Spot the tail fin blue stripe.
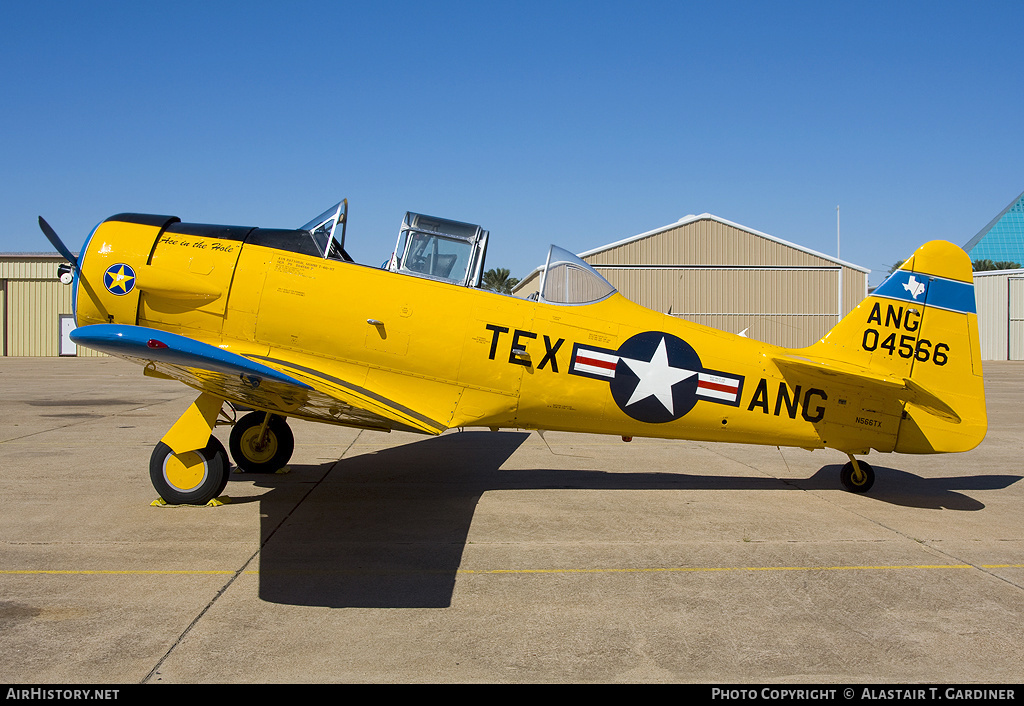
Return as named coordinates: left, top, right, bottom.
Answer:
left=873, top=270, right=976, bottom=315
left=925, top=276, right=977, bottom=314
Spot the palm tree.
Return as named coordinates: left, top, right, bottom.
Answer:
left=972, top=259, right=1020, bottom=271
left=481, top=267, right=520, bottom=294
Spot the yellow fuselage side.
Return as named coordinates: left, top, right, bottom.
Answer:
left=75, top=221, right=912, bottom=455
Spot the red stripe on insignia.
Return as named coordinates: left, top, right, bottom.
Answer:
left=575, top=355, right=617, bottom=370
left=698, top=380, right=737, bottom=393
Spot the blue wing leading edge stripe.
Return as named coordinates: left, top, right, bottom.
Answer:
left=69, top=324, right=312, bottom=389
left=873, top=270, right=976, bottom=315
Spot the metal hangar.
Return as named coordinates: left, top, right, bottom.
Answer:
left=514, top=213, right=869, bottom=348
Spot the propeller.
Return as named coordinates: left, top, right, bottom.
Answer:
left=38, top=216, right=79, bottom=270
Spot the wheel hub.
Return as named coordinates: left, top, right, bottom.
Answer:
left=241, top=427, right=278, bottom=463
left=162, top=450, right=208, bottom=491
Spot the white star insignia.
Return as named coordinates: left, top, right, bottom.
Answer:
left=618, top=337, right=697, bottom=415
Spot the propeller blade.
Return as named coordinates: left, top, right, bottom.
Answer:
left=38, top=216, right=79, bottom=269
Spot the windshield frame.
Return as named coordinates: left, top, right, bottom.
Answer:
left=300, top=200, right=348, bottom=260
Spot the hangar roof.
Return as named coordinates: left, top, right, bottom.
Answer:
left=578, top=213, right=869, bottom=271
left=514, top=213, right=869, bottom=293
left=0, top=252, right=70, bottom=259
left=973, top=267, right=1024, bottom=277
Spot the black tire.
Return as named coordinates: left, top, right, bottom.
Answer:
left=228, top=412, right=294, bottom=473
left=209, top=436, right=231, bottom=496
left=150, top=438, right=229, bottom=505
left=840, top=460, right=875, bottom=493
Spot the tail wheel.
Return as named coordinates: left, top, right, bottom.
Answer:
left=229, top=412, right=294, bottom=473
left=150, top=438, right=229, bottom=505
left=840, top=460, right=875, bottom=493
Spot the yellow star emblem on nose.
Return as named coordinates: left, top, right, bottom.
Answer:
left=105, top=265, right=135, bottom=294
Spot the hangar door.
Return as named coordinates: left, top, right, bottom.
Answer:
left=1010, top=277, right=1024, bottom=361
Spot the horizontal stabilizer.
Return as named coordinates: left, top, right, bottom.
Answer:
left=902, top=378, right=961, bottom=424
left=773, top=354, right=904, bottom=389
left=772, top=354, right=960, bottom=423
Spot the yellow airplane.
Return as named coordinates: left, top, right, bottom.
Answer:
left=40, top=200, right=986, bottom=505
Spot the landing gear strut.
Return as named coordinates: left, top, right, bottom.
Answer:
left=840, top=455, right=875, bottom=493
left=149, top=392, right=230, bottom=505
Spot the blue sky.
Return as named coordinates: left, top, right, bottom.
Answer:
left=2, top=1, right=1021, bottom=286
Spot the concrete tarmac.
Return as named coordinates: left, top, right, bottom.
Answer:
left=1, top=357, right=1022, bottom=684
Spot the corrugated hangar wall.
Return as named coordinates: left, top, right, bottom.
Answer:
left=515, top=215, right=869, bottom=349
left=0, top=255, right=102, bottom=357
left=973, top=269, right=1024, bottom=361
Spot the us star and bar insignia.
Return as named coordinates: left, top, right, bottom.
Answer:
left=570, top=331, right=744, bottom=424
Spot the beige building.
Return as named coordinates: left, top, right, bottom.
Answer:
left=515, top=214, right=869, bottom=348
left=0, top=253, right=101, bottom=357
left=973, top=268, right=1024, bottom=361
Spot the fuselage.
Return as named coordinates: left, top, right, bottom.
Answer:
left=73, top=213, right=971, bottom=456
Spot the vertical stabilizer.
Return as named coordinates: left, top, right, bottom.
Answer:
left=808, top=240, right=986, bottom=453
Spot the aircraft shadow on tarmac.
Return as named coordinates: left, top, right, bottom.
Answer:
left=248, top=431, right=1022, bottom=609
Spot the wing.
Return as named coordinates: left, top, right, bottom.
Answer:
left=70, top=324, right=449, bottom=435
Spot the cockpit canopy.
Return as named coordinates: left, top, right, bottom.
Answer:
left=387, top=212, right=489, bottom=288
left=296, top=200, right=489, bottom=287
left=294, top=200, right=614, bottom=303
left=538, top=245, right=617, bottom=305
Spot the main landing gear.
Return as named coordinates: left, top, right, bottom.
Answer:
left=228, top=411, right=295, bottom=474
left=149, top=396, right=295, bottom=505
left=840, top=454, right=875, bottom=493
